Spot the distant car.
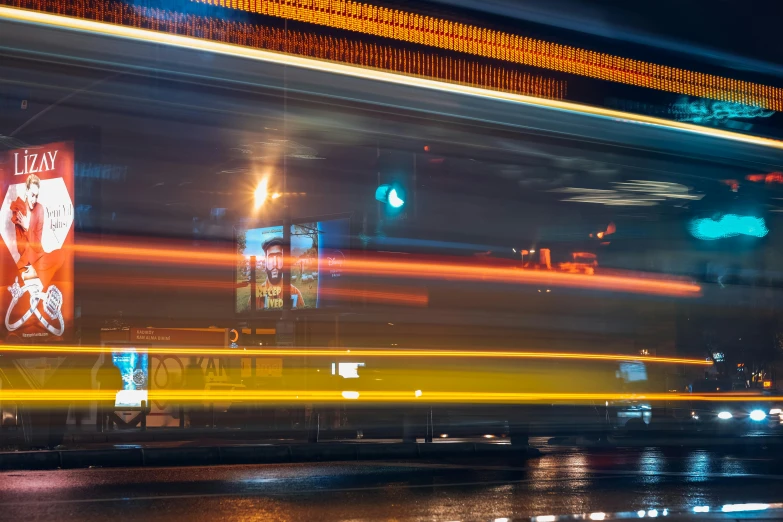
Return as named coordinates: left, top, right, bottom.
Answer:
left=685, top=385, right=782, bottom=435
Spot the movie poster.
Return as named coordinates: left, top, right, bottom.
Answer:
left=0, top=142, right=74, bottom=343
left=235, top=218, right=349, bottom=313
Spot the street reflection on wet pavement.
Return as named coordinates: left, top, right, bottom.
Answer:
left=2, top=441, right=783, bottom=521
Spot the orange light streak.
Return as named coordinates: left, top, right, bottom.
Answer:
left=71, top=240, right=699, bottom=298
left=0, top=344, right=712, bottom=365
left=318, top=286, right=429, bottom=306
left=2, top=0, right=565, bottom=99
left=193, top=0, right=783, bottom=111
left=84, top=275, right=429, bottom=305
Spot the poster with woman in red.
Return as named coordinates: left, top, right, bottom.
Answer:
left=0, top=141, right=74, bottom=343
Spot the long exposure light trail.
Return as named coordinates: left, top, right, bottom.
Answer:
left=2, top=6, right=783, bottom=151
left=0, top=389, right=773, bottom=403
left=71, top=240, right=700, bottom=297
left=195, top=0, right=783, bottom=111
left=0, top=344, right=712, bottom=365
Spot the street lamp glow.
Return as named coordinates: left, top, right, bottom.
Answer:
left=254, top=179, right=269, bottom=208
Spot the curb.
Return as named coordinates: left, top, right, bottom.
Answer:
left=0, top=443, right=539, bottom=471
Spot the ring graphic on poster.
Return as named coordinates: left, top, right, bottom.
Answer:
left=5, top=276, right=64, bottom=336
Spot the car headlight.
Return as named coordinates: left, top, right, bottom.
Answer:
left=750, top=410, right=767, bottom=422
left=717, top=411, right=733, bottom=420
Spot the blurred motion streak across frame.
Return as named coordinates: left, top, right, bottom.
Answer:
left=1, top=390, right=776, bottom=404
left=192, top=0, right=783, bottom=110
left=82, top=275, right=430, bottom=307
left=0, top=0, right=565, bottom=100
left=0, top=344, right=712, bottom=364
left=1, top=5, right=782, bottom=150
left=68, top=239, right=701, bottom=298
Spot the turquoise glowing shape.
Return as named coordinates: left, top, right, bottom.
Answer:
left=388, top=188, right=405, bottom=208
left=689, top=214, right=768, bottom=240
left=375, top=184, right=405, bottom=209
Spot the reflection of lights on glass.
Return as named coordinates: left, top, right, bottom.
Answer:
left=750, top=409, right=767, bottom=421
left=717, top=411, right=733, bottom=420
left=440, top=433, right=448, bottom=438
left=637, top=510, right=646, bottom=518
left=271, top=192, right=281, bottom=199
left=693, top=506, right=710, bottom=513
left=647, top=509, right=658, bottom=518
left=770, top=408, right=782, bottom=415
left=534, top=517, right=555, bottom=522
left=589, top=513, right=606, bottom=521
left=341, top=391, right=360, bottom=399
left=414, top=389, right=422, bottom=397
left=483, top=434, right=495, bottom=439
left=721, top=504, right=769, bottom=513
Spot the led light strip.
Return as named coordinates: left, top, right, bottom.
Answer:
left=194, top=0, right=783, bottom=112
left=2, top=6, right=783, bottom=150
left=0, top=344, right=712, bottom=364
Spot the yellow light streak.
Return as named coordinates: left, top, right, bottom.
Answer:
left=0, top=389, right=774, bottom=403
left=0, top=344, right=712, bottom=365
left=2, top=6, right=783, bottom=150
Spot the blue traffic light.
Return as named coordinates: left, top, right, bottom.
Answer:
left=388, top=188, right=405, bottom=208
left=376, top=184, right=405, bottom=208
left=688, top=214, right=768, bottom=240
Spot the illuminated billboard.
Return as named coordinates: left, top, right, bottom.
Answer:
left=111, top=349, right=149, bottom=408
left=0, top=142, right=74, bottom=342
left=235, top=217, right=350, bottom=313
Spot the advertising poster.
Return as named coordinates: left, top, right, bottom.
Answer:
left=0, top=141, right=74, bottom=342
left=315, top=217, right=350, bottom=308
left=111, top=349, right=149, bottom=408
left=235, top=217, right=349, bottom=313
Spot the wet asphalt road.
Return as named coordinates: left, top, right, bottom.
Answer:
left=2, top=441, right=783, bottom=521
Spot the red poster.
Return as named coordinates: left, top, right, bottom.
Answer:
left=0, top=142, right=74, bottom=343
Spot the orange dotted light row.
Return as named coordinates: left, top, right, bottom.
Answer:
left=3, top=0, right=564, bottom=99
left=194, top=0, right=783, bottom=111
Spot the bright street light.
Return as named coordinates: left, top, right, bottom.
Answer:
left=254, top=179, right=269, bottom=208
